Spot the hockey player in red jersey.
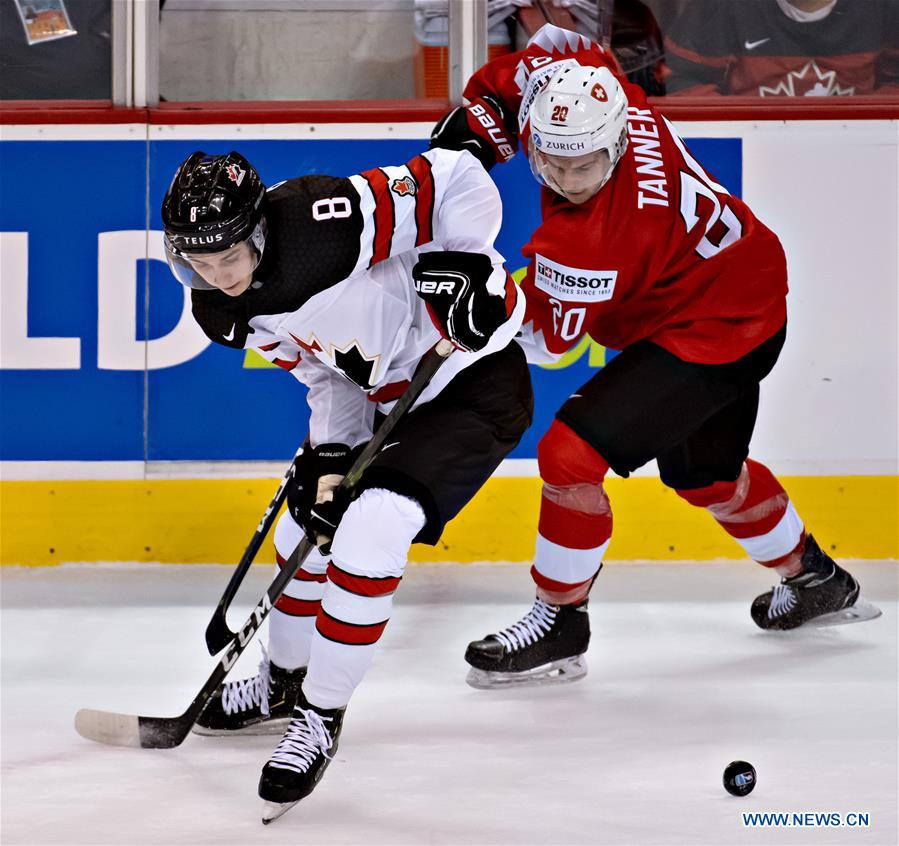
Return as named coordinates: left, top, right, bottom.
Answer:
left=161, top=149, right=532, bottom=818
left=428, top=23, right=879, bottom=689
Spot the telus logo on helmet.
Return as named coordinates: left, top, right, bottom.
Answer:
left=184, top=233, right=225, bottom=246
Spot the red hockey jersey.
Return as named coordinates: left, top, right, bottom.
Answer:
left=464, top=24, right=788, bottom=364
left=664, top=0, right=899, bottom=97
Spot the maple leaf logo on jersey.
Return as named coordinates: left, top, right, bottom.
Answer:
left=390, top=176, right=417, bottom=197
left=332, top=341, right=380, bottom=391
left=759, top=61, right=855, bottom=97
left=225, top=164, right=246, bottom=186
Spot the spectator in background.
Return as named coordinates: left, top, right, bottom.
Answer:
left=664, top=0, right=899, bottom=97
left=0, top=0, right=111, bottom=100
left=513, top=0, right=668, bottom=95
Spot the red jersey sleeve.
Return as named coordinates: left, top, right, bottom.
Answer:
left=463, top=24, right=621, bottom=150
left=518, top=100, right=788, bottom=365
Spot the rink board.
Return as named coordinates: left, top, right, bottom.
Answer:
left=0, top=130, right=737, bottom=462
left=1, top=474, right=896, bottom=565
left=1, top=119, right=896, bottom=563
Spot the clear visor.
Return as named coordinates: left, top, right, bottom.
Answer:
left=164, top=222, right=265, bottom=291
left=528, top=137, right=612, bottom=203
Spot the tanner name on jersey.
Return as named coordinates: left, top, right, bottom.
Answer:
left=627, top=107, right=670, bottom=210
left=534, top=254, right=617, bottom=302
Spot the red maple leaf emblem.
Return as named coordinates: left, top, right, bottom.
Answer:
left=289, top=332, right=322, bottom=355
left=391, top=176, right=417, bottom=197
left=225, top=164, right=245, bottom=185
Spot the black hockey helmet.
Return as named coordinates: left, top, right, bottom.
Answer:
left=161, top=151, right=267, bottom=289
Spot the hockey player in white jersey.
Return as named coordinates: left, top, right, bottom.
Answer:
left=161, top=150, right=532, bottom=822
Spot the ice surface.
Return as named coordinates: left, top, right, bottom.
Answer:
left=2, top=560, right=896, bottom=846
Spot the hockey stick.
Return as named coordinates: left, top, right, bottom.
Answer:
left=203, top=446, right=302, bottom=655
left=74, top=339, right=454, bottom=750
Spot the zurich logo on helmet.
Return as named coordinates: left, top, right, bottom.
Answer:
left=532, top=131, right=543, bottom=149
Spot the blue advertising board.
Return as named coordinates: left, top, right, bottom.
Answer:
left=0, top=133, right=741, bottom=461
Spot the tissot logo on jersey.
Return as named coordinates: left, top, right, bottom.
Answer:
left=534, top=254, right=617, bottom=302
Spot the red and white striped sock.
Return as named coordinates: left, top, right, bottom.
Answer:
left=676, top=459, right=806, bottom=577
left=532, top=420, right=612, bottom=605
left=267, top=513, right=328, bottom=670
left=302, top=488, right=425, bottom=710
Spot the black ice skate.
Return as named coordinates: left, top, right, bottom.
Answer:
left=465, top=597, right=590, bottom=689
left=259, top=691, right=346, bottom=824
left=751, top=535, right=880, bottom=630
left=193, top=648, right=306, bottom=736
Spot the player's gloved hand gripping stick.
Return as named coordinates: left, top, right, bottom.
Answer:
left=74, top=340, right=454, bottom=750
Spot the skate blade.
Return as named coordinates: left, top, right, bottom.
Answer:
left=809, top=597, right=882, bottom=628
left=466, top=655, right=587, bottom=690
left=261, top=800, right=298, bottom=825
left=191, top=717, right=291, bottom=738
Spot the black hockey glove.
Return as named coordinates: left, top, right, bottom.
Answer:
left=412, top=251, right=511, bottom=353
left=429, top=95, right=517, bottom=171
left=287, top=442, right=361, bottom=554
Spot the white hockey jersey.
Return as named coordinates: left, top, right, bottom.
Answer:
left=190, top=148, right=524, bottom=448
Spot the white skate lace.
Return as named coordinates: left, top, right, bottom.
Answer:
left=768, top=584, right=798, bottom=619
left=494, top=598, right=558, bottom=653
left=269, top=708, right=335, bottom=775
left=221, top=646, right=272, bottom=717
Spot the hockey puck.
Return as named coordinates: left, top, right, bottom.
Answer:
left=723, top=761, right=756, bottom=796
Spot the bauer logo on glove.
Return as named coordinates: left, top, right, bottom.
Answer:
left=412, top=251, right=511, bottom=354
left=428, top=95, right=518, bottom=171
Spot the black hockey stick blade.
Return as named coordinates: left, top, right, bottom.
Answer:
left=73, top=541, right=312, bottom=750
left=74, top=342, right=454, bottom=750
left=203, top=446, right=301, bottom=655
left=204, top=612, right=237, bottom=658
